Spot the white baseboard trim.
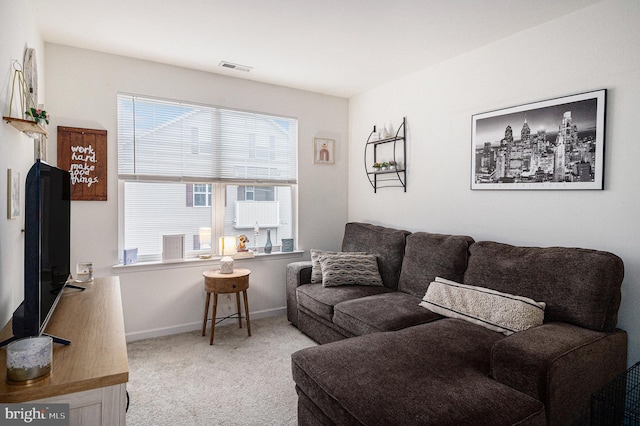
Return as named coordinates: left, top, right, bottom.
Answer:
left=125, top=307, right=287, bottom=342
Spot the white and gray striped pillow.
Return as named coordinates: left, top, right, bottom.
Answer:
left=318, top=253, right=383, bottom=287
left=420, top=276, right=545, bottom=335
left=310, top=249, right=367, bottom=283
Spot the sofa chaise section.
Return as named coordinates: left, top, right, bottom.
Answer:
left=292, top=319, right=546, bottom=426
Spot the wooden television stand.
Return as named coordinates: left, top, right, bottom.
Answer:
left=0, top=276, right=129, bottom=425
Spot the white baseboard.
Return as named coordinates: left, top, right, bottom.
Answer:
left=125, top=307, right=286, bottom=342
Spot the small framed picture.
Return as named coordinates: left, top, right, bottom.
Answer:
left=313, top=138, right=335, bottom=164
left=7, top=169, right=20, bottom=219
left=281, top=238, right=294, bottom=252
left=162, top=234, right=185, bottom=261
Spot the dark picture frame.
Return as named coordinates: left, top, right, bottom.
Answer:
left=471, top=89, right=606, bottom=190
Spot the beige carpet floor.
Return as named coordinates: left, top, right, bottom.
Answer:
left=125, top=315, right=317, bottom=426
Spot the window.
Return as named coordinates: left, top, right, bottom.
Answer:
left=237, top=185, right=275, bottom=202
left=193, top=184, right=212, bottom=207
left=117, top=94, right=297, bottom=261
left=243, top=185, right=255, bottom=201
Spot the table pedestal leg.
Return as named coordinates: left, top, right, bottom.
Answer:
left=210, top=293, right=218, bottom=345
left=202, top=292, right=211, bottom=336
left=243, top=290, right=251, bottom=337
left=235, top=292, right=243, bottom=329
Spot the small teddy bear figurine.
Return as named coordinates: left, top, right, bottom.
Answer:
left=237, top=234, right=250, bottom=252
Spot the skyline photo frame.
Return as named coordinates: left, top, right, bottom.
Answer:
left=313, top=137, right=335, bottom=165
left=471, top=89, right=606, bottom=190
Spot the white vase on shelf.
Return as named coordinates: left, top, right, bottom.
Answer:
left=380, top=124, right=390, bottom=139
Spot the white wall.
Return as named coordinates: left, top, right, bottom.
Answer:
left=349, top=0, right=640, bottom=365
left=42, top=45, right=349, bottom=340
left=0, top=1, right=45, bottom=326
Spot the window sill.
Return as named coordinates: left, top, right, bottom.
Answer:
left=111, top=250, right=305, bottom=274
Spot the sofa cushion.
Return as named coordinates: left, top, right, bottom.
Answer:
left=464, top=241, right=624, bottom=331
left=319, top=253, right=383, bottom=287
left=292, top=319, right=546, bottom=426
left=296, top=283, right=393, bottom=322
left=341, top=222, right=410, bottom=290
left=420, top=277, right=545, bottom=335
left=398, top=232, right=474, bottom=298
left=309, top=249, right=367, bottom=284
left=297, top=307, right=355, bottom=344
left=333, top=292, right=442, bottom=335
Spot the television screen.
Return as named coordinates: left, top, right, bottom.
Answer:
left=23, top=160, right=71, bottom=335
left=37, top=162, right=71, bottom=329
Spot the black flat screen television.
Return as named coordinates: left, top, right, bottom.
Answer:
left=0, top=160, right=73, bottom=347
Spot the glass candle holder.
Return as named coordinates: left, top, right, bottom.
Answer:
left=6, top=336, right=53, bottom=384
left=75, top=262, right=93, bottom=282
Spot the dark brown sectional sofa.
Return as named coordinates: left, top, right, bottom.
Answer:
left=287, top=222, right=627, bottom=425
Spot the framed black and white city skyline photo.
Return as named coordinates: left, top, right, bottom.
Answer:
left=471, top=89, right=606, bottom=190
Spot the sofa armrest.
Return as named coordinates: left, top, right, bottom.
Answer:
left=491, top=322, right=627, bottom=426
left=286, top=261, right=313, bottom=326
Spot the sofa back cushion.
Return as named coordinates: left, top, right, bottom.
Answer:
left=398, top=232, right=475, bottom=298
left=463, top=241, right=624, bottom=332
left=341, top=222, right=410, bottom=290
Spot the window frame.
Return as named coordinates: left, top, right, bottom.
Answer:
left=116, top=93, right=298, bottom=263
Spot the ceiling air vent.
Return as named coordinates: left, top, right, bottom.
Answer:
left=218, top=61, right=253, bottom=72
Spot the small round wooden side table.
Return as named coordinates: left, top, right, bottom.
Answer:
left=202, top=268, right=251, bottom=345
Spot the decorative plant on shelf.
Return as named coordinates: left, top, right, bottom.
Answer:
left=381, top=162, right=389, bottom=171
left=372, top=162, right=381, bottom=172
left=388, top=160, right=396, bottom=170
left=25, top=107, right=49, bottom=125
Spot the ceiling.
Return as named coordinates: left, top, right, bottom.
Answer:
left=28, top=0, right=603, bottom=98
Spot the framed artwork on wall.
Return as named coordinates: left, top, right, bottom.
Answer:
left=57, top=126, right=108, bottom=200
left=7, top=169, right=20, bottom=219
left=313, top=138, right=335, bottom=164
left=471, top=89, right=606, bottom=190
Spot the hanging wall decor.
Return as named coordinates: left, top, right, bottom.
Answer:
left=3, top=50, right=48, bottom=137
left=471, top=89, right=606, bottom=190
left=57, top=126, right=108, bottom=200
left=7, top=169, right=20, bottom=219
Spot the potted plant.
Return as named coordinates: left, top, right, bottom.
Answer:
left=372, top=162, right=381, bottom=172
left=25, top=107, right=50, bottom=125
left=388, top=160, right=396, bottom=170
left=381, top=162, right=389, bottom=171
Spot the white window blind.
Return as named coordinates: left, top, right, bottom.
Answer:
left=117, top=94, right=298, bottom=184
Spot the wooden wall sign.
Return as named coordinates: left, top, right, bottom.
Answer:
left=57, top=126, right=107, bottom=201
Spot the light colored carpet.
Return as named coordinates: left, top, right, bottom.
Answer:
left=125, top=315, right=317, bottom=426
